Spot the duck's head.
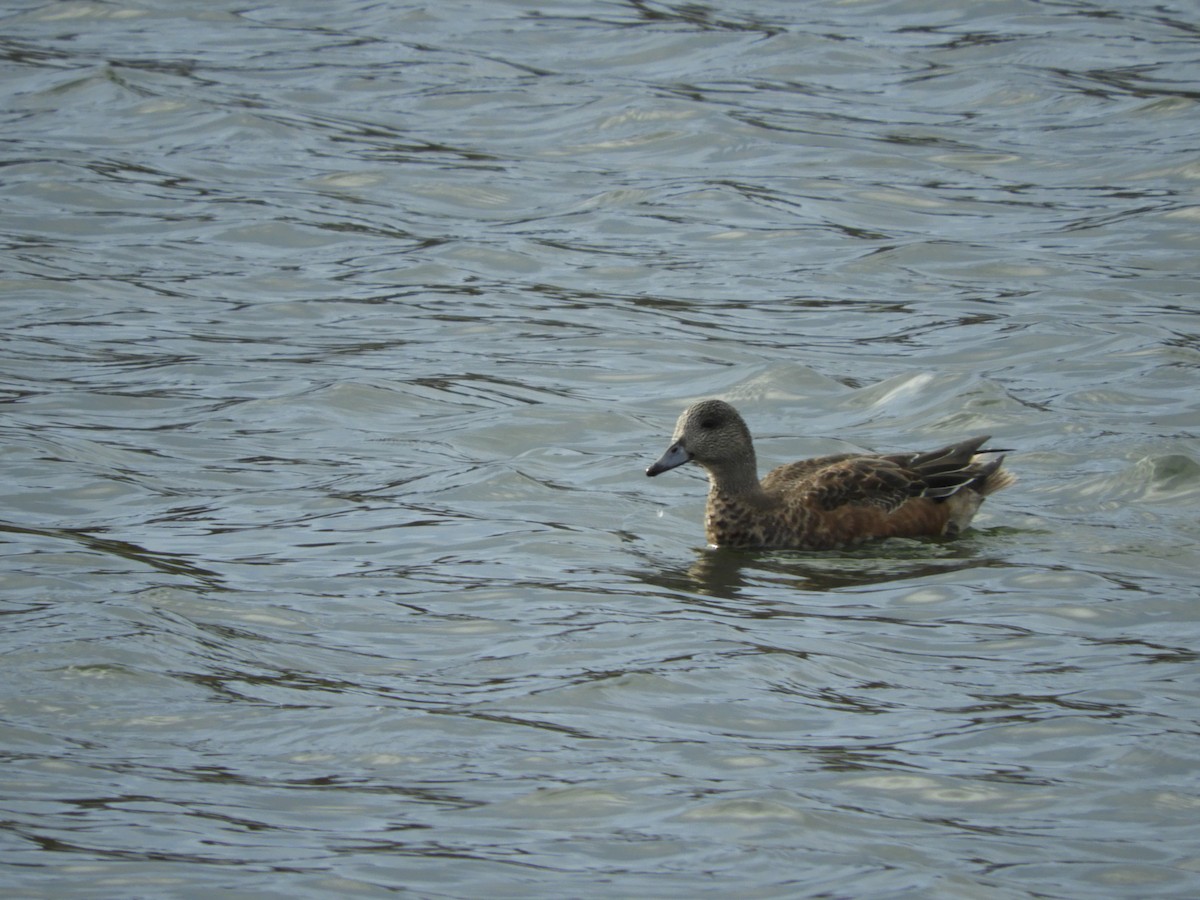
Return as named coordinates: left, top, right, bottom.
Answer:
left=646, top=399, right=755, bottom=477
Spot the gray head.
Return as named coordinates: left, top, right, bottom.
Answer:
left=645, top=399, right=757, bottom=479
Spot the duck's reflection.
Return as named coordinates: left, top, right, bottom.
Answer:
left=633, top=536, right=1007, bottom=604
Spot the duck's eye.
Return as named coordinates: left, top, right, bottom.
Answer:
left=699, top=419, right=718, bottom=430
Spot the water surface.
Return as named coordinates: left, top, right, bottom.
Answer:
left=2, top=1, right=1199, bottom=897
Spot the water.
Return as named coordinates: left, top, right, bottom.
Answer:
left=2, top=0, right=1199, bottom=896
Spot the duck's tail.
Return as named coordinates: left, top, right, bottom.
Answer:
left=972, top=453, right=1017, bottom=496
left=902, top=436, right=1016, bottom=537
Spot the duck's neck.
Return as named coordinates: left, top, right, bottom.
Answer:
left=704, top=457, right=764, bottom=500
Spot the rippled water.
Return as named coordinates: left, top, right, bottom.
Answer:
left=3, top=0, right=1199, bottom=896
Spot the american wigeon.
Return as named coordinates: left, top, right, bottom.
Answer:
left=646, top=399, right=1015, bottom=550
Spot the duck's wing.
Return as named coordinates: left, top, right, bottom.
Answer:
left=882, top=435, right=999, bottom=499
left=764, top=436, right=998, bottom=514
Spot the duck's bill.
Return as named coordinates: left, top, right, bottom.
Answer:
left=646, top=442, right=690, bottom=476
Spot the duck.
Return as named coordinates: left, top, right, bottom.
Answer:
left=646, top=399, right=1015, bottom=550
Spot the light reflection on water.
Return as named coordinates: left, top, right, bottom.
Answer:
left=3, top=0, right=1199, bottom=896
